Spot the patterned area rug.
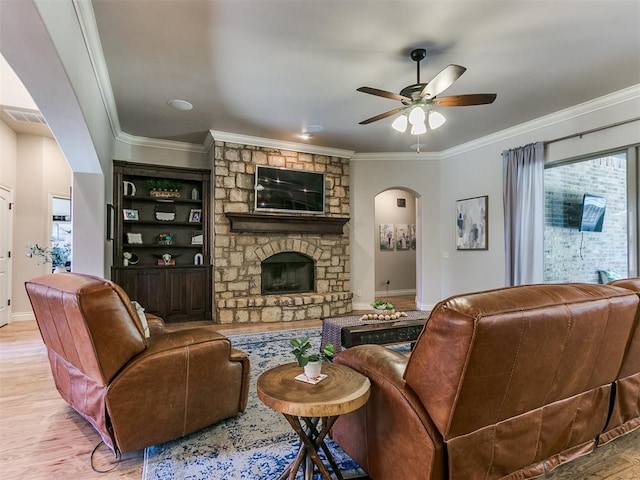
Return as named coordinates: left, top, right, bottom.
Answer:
left=142, top=327, right=366, bottom=480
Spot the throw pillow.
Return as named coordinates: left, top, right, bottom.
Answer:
left=599, top=270, right=622, bottom=284
left=131, top=300, right=150, bottom=338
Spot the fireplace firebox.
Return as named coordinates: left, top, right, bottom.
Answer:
left=261, top=252, right=314, bottom=295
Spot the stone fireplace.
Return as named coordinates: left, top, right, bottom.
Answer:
left=212, top=141, right=353, bottom=324
left=261, top=252, right=314, bottom=295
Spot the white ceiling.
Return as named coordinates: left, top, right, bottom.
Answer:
left=15, top=1, right=640, bottom=153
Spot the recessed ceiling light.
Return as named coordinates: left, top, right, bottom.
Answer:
left=305, top=124, right=324, bottom=133
left=168, top=99, right=193, bottom=111
left=299, top=124, right=323, bottom=140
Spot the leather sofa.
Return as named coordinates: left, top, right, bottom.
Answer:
left=332, top=282, right=640, bottom=479
left=25, top=273, right=250, bottom=454
left=601, top=277, right=640, bottom=444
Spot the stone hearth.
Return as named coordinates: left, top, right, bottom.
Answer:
left=213, top=141, right=352, bottom=324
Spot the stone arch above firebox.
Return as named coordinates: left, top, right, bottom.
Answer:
left=254, top=239, right=324, bottom=262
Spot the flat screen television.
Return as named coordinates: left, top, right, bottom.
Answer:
left=254, top=166, right=325, bottom=214
left=579, top=193, right=606, bottom=232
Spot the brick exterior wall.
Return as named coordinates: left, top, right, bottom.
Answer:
left=544, top=154, right=628, bottom=283
left=213, top=141, right=352, bottom=323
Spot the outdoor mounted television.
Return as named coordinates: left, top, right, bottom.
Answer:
left=254, top=166, right=325, bottom=214
left=579, top=193, right=606, bottom=232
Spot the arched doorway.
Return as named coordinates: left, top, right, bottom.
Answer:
left=374, top=188, right=418, bottom=306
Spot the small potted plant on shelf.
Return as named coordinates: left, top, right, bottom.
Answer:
left=372, top=300, right=395, bottom=314
left=290, top=336, right=334, bottom=379
left=145, top=179, right=183, bottom=199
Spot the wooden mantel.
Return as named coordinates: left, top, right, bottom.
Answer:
left=225, top=213, right=350, bottom=235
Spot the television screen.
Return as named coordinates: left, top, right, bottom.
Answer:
left=255, top=166, right=325, bottom=214
left=579, top=194, right=606, bottom=232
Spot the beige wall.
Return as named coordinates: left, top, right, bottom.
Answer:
left=7, top=129, right=71, bottom=319
left=0, top=120, right=17, bottom=188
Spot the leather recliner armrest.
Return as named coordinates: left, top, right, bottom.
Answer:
left=105, top=327, right=250, bottom=452
left=332, top=345, right=445, bottom=480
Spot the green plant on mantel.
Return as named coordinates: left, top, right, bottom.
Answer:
left=145, top=179, right=182, bottom=192
left=290, top=336, right=334, bottom=367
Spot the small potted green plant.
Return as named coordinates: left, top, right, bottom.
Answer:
left=372, top=300, right=395, bottom=314
left=290, top=336, right=334, bottom=379
left=26, top=242, right=70, bottom=273
left=145, top=179, right=183, bottom=198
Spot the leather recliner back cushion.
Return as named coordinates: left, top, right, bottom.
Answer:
left=405, top=283, right=639, bottom=440
left=26, top=274, right=146, bottom=385
left=609, top=278, right=640, bottom=378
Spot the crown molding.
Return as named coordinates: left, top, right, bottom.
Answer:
left=115, top=131, right=207, bottom=153
left=440, top=84, right=640, bottom=159
left=352, top=151, right=441, bottom=162
left=209, top=130, right=355, bottom=158
left=73, top=0, right=121, bottom=140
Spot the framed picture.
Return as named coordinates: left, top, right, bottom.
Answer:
left=106, top=204, right=114, bottom=240
left=191, top=230, right=203, bottom=245
left=396, top=224, right=410, bottom=250
left=456, top=196, right=488, bottom=250
left=126, top=233, right=143, bottom=244
left=379, top=224, right=394, bottom=251
left=123, top=208, right=139, bottom=221
left=189, top=208, right=202, bottom=223
left=410, top=224, right=417, bottom=250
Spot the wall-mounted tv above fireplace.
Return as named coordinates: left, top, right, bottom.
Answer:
left=255, top=166, right=325, bottom=214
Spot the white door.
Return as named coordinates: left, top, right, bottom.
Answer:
left=0, top=186, right=12, bottom=327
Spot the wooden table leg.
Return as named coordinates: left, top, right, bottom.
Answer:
left=282, top=414, right=338, bottom=480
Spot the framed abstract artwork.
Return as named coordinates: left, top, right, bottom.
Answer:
left=456, top=195, right=488, bottom=250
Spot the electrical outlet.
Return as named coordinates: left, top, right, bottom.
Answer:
left=356, top=290, right=362, bottom=297
left=386, top=280, right=391, bottom=285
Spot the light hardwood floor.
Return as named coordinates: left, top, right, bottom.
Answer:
left=1, top=298, right=638, bottom=479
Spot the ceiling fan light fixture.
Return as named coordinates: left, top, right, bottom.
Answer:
left=391, top=114, right=408, bottom=133
left=428, top=111, right=446, bottom=130
left=411, top=122, right=427, bottom=135
left=408, top=106, right=425, bottom=125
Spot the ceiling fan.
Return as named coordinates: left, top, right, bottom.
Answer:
left=357, top=48, right=497, bottom=134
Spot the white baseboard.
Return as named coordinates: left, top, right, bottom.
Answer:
left=374, top=289, right=416, bottom=298
left=11, top=312, right=35, bottom=322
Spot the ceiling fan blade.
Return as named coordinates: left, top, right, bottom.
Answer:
left=420, top=64, right=467, bottom=99
left=431, top=93, right=497, bottom=106
left=359, top=107, right=405, bottom=125
left=357, top=86, right=411, bottom=103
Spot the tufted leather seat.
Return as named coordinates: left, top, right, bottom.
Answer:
left=25, top=273, right=250, bottom=454
left=332, top=282, right=640, bottom=479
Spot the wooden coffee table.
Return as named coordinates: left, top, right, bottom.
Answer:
left=257, top=362, right=371, bottom=480
left=321, top=310, right=430, bottom=353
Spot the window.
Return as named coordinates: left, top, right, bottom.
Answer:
left=544, top=152, right=628, bottom=283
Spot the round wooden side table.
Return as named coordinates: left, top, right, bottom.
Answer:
left=257, top=362, right=371, bottom=480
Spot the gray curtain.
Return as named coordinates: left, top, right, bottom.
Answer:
left=503, top=142, right=544, bottom=286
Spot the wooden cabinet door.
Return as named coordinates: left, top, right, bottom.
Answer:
left=113, top=268, right=165, bottom=316
left=165, top=267, right=211, bottom=321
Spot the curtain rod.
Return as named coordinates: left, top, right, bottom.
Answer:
left=545, top=116, right=640, bottom=146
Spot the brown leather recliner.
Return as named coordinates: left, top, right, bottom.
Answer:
left=332, top=283, right=639, bottom=479
left=601, top=277, right=640, bottom=443
left=25, top=273, right=250, bottom=454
